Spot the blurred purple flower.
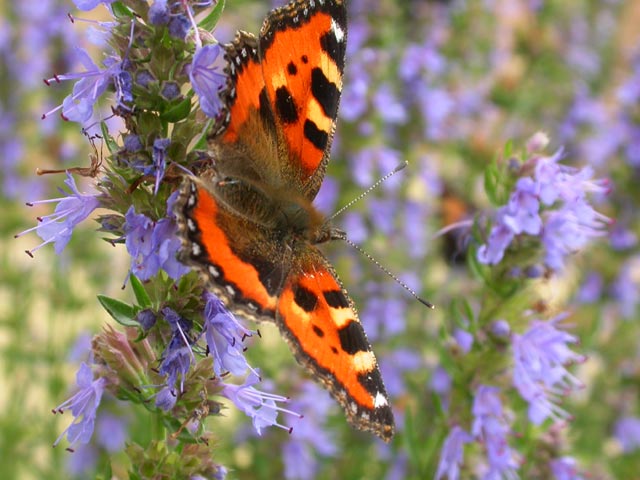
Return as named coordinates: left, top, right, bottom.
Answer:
left=149, top=0, right=169, bottom=25
left=95, top=412, right=127, bottom=452
left=614, top=416, right=640, bottom=453
left=54, top=362, right=106, bottom=447
left=503, top=177, right=542, bottom=235
left=611, top=255, right=640, bottom=318
left=610, top=225, right=637, bottom=251
left=491, top=319, right=511, bottom=338
left=379, top=348, right=422, bottom=397
left=454, top=328, right=474, bottom=354
left=220, top=371, right=301, bottom=435
left=512, top=313, right=584, bottom=425
left=189, top=44, right=226, bottom=117
left=436, top=426, right=473, bottom=480
left=550, top=457, right=584, bottom=480
left=472, top=385, right=519, bottom=478
left=17, top=172, right=100, bottom=256
left=373, top=84, right=407, bottom=125
left=66, top=444, right=98, bottom=478
left=283, top=382, right=337, bottom=480
left=202, top=292, right=256, bottom=377
left=73, top=0, right=114, bottom=10
left=575, top=272, right=603, bottom=304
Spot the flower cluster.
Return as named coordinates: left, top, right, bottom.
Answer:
left=478, top=134, right=611, bottom=270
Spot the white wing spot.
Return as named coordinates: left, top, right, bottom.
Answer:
left=331, top=19, right=345, bottom=44
left=374, top=392, right=388, bottom=408
left=187, top=195, right=195, bottom=207
left=187, top=218, right=196, bottom=232
left=208, top=265, right=220, bottom=278
left=191, top=243, right=202, bottom=256
left=226, top=285, right=235, bottom=296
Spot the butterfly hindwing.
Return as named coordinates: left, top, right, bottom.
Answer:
left=278, top=248, right=395, bottom=441
left=176, top=177, right=287, bottom=322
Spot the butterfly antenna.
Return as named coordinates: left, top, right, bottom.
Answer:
left=329, top=161, right=408, bottom=221
left=340, top=235, right=434, bottom=309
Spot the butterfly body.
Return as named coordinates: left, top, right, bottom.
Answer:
left=176, top=0, right=395, bottom=441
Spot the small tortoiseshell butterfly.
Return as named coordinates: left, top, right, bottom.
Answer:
left=176, top=0, right=395, bottom=441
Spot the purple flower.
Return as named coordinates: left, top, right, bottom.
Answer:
left=43, top=47, right=123, bottom=124
left=472, top=385, right=519, bottom=478
left=373, top=83, right=407, bottom=125
left=17, top=172, right=100, bottom=256
left=550, top=457, right=584, bottom=480
left=575, top=272, right=603, bottom=304
left=512, top=313, right=585, bottom=425
left=614, top=416, right=640, bottom=452
left=503, top=177, right=542, bottom=235
left=611, top=256, right=640, bottom=318
left=542, top=201, right=610, bottom=270
left=125, top=206, right=161, bottom=280
left=168, top=15, right=191, bottom=40
left=220, top=371, right=300, bottom=435
left=125, top=192, right=189, bottom=281
left=149, top=0, right=169, bottom=25
left=53, top=362, right=107, bottom=447
left=454, top=328, right=474, bottom=354
left=477, top=216, right=514, bottom=265
left=202, top=292, right=255, bottom=377
left=152, top=137, right=171, bottom=195
left=189, top=44, right=226, bottom=118
left=436, top=426, right=473, bottom=480
left=158, top=307, right=194, bottom=395
left=478, top=144, right=610, bottom=269
left=378, top=348, right=422, bottom=397
left=73, top=0, right=114, bottom=10
left=155, top=386, right=177, bottom=411
left=95, top=413, right=127, bottom=452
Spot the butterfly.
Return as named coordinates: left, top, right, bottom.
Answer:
left=176, top=0, right=394, bottom=441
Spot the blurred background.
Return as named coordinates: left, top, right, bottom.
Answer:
left=2, top=0, right=640, bottom=478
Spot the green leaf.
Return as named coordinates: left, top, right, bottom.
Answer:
left=111, top=2, right=134, bottom=18
left=160, top=97, right=193, bottom=123
left=198, top=0, right=226, bottom=31
left=483, top=159, right=501, bottom=206
left=100, top=121, right=119, bottom=153
left=130, top=274, right=152, bottom=308
left=192, top=119, right=214, bottom=151
left=97, top=294, right=139, bottom=327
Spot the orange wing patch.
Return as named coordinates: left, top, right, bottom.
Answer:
left=217, top=33, right=263, bottom=144
left=260, top=2, right=346, bottom=180
left=177, top=179, right=279, bottom=319
left=277, top=253, right=395, bottom=441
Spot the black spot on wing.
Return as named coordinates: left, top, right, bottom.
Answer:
left=338, top=321, right=370, bottom=355
left=331, top=346, right=338, bottom=354
left=245, top=256, right=284, bottom=297
left=294, top=284, right=318, bottom=312
left=357, top=368, right=385, bottom=396
left=287, top=62, right=298, bottom=75
left=301, top=55, right=309, bottom=64
left=311, top=68, right=339, bottom=119
left=312, top=325, right=325, bottom=337
left=258, top=87, right=276, bottom=126
left=303, top=120, right=328, bottom=150
left=275, top=86, right=299, bottom=124
left=320, top=30, right=345, bottom=73
left=323, top=289, right=349, bottom=309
